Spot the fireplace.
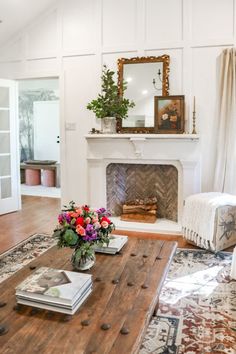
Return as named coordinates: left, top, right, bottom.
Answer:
left=86, top=134, right=201, bottom=233
left=106, top=163, right=178, bottom=222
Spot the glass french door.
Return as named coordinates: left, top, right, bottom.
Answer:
left=0, top=79, right=21, bottom=215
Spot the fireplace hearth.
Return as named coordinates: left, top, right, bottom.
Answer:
left=106, top=163, right=178, bottom=222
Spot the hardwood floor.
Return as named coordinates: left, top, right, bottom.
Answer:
left=0, top=196, right=61, bottom=254
left=0, top=195, right=210, bottom=255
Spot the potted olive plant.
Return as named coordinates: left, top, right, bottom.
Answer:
left=87, top=65, right=135, bottom=133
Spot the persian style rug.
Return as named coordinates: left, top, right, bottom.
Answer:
left=0, top=234, right=56, bottom=283
left=0, top=235, right=235, bottom=353
left=140, top=249, right=236, bottom=354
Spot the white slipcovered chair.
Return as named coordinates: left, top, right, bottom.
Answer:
left=182, top=192, right=236, bottom=252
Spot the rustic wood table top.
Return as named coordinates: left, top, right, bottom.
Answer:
left=0, top=237, right=177, bottom=354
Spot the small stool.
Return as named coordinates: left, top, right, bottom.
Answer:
left=42, top=169, right=55, bottom=187
left=25, top=169, right=41, bottom=186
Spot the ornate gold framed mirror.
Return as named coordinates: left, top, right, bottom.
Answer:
left=117, top=55, right=170, bottom=133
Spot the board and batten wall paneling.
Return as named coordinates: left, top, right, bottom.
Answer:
left=26, top=58, right=60, bottom=75
left=62, top=0, right=98, bottom=54
left=191, top=0, right=234, bottom=42
left=27, top=10, right=58, bottom=60
left=0, top=0, right=235, bottom=204
left=145, top=0, right=183, bottom=45
left=102, top=0, right=137, bottom=49
left=0, top=38, right=24, bottom=62
left=0, top=61, right=24, bottom=79
left=62, top=55, right=99, bottom=203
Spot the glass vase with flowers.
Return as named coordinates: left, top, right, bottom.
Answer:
left=53, top=201, right=115, bottom=270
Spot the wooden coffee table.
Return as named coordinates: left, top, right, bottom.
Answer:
left=0, top=237, right=177, bottom=354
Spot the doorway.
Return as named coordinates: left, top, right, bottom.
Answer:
left=0, top=79, right=20, bottom=215
left=18, top=78, right=60, bottom=199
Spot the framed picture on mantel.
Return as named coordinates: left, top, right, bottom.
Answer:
left=154, top=95, right=185, bottom=134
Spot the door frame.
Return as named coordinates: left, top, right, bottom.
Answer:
left=16, top=74, right=63, bottom=202
left=0, top=78, right=21, bottom=214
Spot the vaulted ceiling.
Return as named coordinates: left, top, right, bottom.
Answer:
left=0, top=0, right=57, bottom=47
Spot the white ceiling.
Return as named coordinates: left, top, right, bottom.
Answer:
left=0, top=0, right=57, bottom=47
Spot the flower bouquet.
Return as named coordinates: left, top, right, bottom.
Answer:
left=53, top=201, right=115, bottom=270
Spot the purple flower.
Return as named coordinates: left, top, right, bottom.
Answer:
left=58, top=212, right=71, bottom=224
left=96, top=207, right=111, bottom=217
left=96, top=207, right=106, bottom=214
left=83, top=224, right=97, bottom=241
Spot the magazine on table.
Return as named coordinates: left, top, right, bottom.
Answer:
left=16, top=267, right=92, bottom=306
left=93, top=235, right=128, bottom=254
left=17, top=287, right=92, bottom=315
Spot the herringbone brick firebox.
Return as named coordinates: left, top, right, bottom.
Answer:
left=106, top=163, right=178, bottom=222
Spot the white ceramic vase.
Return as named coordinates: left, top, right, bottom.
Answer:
left=101, top=117, right=117, bottom=134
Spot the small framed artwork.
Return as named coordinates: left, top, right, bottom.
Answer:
left=154, top=95, right=185, bottom=134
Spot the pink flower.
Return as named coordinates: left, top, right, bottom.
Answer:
left=75, top=208, right=83, bottom=215
left=69, top=211, right=79, bottom=218
left=94, top=222, right=101, bottom=229
left=101, top=220, right=109, bottom=229
left=76, top=225, right=85, bottom=236
left=85, top=217, right=91, bottom=224
left=92, top=217, right=98, bottom=223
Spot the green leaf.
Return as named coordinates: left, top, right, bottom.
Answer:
left=75, top=249, right=82, bottom=261
left=52, top=229, right=61, bottom=238
left=87, top=65, right=135, bottom=119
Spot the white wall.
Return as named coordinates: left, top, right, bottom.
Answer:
left=0, top=0, right=234, bottom=204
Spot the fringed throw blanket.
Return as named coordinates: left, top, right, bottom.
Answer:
left=182, top=192, right=236, bottom=250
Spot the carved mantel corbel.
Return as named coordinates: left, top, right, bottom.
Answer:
left=129, top=138, right=146, bottom=158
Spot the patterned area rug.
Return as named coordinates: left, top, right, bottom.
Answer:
left=0, top=235, right=235, bottom=353
left=0, top=234, right=56, bottom=283
left=140, top=249, right=236, bottom=354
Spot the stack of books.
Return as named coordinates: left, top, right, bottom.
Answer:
left=94, top=235, right=128, bottom=254
left=15, top=267, right=92, bottom=315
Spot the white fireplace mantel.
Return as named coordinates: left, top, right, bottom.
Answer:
left=86, top=134, right=199, bottom=158
left=85, top=133, right=199, bottom=140
left=85, top=134, right=201, bottom=234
